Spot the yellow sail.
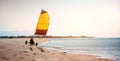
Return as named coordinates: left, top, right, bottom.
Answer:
left=35, top=10, right=50, bottom=35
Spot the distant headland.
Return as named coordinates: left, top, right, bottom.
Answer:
left=0, top=35, right=94, bottom=38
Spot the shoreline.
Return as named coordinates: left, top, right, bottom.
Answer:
left=41, top=46, right=115, bottom=61
left=0, top=38, right=115, bottom=61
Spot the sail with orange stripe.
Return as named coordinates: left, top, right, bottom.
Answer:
left=35, top=10, right=50, bottom=35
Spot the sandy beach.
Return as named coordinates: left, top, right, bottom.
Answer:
left=0, top=38, right=114, bottom=61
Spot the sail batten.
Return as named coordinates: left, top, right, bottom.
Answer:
left=35, top=10, right=50, bottom=35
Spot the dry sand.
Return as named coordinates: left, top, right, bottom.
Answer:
left=0, top=38, right=115, bottom=61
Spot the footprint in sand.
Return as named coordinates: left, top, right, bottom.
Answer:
left=12, top=54, right=17, bottom=57
left=1, top=56, right=10, bottom=60
left=19, top=57, right=24, bottom=60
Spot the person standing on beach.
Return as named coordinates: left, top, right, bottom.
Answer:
left=36, top=42, right=38, bottom=46
left=29, top=38, right=35, bottom=45
left=25, top=41, right=28, bottom=44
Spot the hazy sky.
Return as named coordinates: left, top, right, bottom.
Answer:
left=0, top=0, right=120, bottom=37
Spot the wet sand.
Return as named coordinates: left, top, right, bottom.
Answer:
left=0, top=38, right=114, bottom=61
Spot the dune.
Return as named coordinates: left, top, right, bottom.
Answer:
left=0, top=38, right=114, bottom=61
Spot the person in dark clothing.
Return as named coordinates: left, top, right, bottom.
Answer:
left=25, top=41, right=28, bottom=44
left=36, top=42, right=38, bottom=46
left=29, top=38, right=34, bottom=45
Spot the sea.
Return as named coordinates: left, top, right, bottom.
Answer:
left=39, top=38, right=120, bottom=61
